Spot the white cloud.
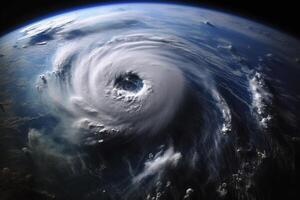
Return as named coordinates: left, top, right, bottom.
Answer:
left=133, top=147, right=182, bottom=182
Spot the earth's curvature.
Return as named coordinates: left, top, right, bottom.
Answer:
left=0, top=3, right=300, bottom=200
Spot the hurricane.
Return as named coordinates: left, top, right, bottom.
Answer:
left=1, top=3, right=299, bottom=200
left=35, top=31, right=291, bottom=199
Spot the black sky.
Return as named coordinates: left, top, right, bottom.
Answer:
left=0, top=0, right=299, bottom=38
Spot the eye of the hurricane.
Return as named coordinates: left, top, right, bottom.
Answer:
left=114, top=72, right=144, bottom=92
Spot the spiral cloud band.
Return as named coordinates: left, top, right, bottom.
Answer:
left=40, top=34, right=205, bottom=143
left=36, top=28, right=268, bottom=184
left=20, top=4, right=298, bottom=199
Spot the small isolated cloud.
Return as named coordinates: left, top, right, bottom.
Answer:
left=133, top=147, right=181, bottom=183
left=19, top=11, right=149, bottom=46
left=20, top=15, right=76, bottom=45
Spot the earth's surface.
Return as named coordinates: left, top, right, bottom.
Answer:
left=0, top=3, right=300, bottom=200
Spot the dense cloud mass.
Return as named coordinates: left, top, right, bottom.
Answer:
left=38, top=33, right=235, bottom=143
left=1, top=3, right=300, bottom=200
left=47, top=34, right=187, bottom=141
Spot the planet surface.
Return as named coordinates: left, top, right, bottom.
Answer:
left=0, top=3, right=300, bottom=200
